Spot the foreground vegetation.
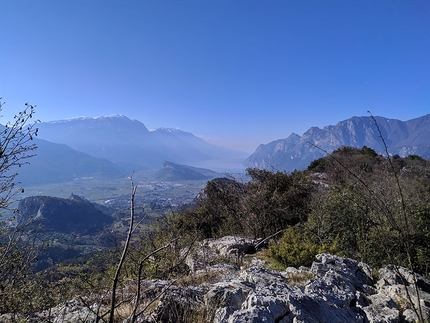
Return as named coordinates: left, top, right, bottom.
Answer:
left=1, top=146, right=429, bottom=320
left=0, top=101, right=429, bottom=321
left=173, top=146, right=430, bottom=274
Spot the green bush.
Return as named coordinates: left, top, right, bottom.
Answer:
left=269, top=226, right=340, bottom=268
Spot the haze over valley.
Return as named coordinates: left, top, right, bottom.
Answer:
left=15, top=112, right=430, bottom=188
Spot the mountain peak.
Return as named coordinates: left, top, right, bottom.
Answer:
left=94, top=114, right=132, bottom=121
left=245, top=113, right=430, bottom=172
left=150, top=127, right=183, bottom=133
left=36, top=116, right=248, bottom=173
left=48, top=114, right=133, bottom=124
left=150, top=128, right=195, bottom=137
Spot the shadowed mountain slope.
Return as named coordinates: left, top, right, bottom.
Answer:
left=15, top=138, right=127, bottom=185
left=17, top=195, right=113, bottom=234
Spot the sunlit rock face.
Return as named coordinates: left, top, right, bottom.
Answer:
left=167, top=252, right=429, bottom=323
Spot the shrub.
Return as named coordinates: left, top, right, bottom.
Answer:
left=268, top=226, right=340, bottom=268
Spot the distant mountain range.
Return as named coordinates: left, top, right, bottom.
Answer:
left=36, top=115, right=247, bottom=170
left=245, top=113, right=430, bottom=171
left=13, top=113, right=430, bottom=185
left=17, top=115, right=247, bottom=185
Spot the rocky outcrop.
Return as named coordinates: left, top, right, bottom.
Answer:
left=0, top=299, right=103, bottom=323
left=23, top=238, right=430, bottom=323
left=153, top=252, right=430, bottom=323
left=184, top=236, right=264, bottom=273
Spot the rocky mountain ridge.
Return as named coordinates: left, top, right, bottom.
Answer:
left=245, top=113, right=430, bottom=171
left=17, top=238, right=430, bottom=323
left=15, top=113, right=430, bottom=185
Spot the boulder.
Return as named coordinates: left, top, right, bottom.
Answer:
left=184, top=236, right=262, bottom=273
left=153, top=252, right=430, bottom=323
left=202, top=236, right=262, bottom=257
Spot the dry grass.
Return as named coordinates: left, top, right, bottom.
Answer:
left=114, top=301, right=134, bottom=322
left=167, top=304, right=217, bottom=323
left=176, top=270, right=224, bottom=287
left=287, top=271, right=314, bottom=286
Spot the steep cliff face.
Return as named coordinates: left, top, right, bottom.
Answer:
left=245, top=114, right=430, bottom=171
left=17, top=195, right=113, bottom=234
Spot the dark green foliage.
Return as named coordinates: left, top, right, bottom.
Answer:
left=307, top=156, right=330, bottom=173
left=306, top=185, right=377, bottom=261
left=170, top=170, right=314, bottom=240
left=168, top=177, right=244, bottom=239
left=361, top=146, right=378, bottom=157
left=408, top=204, right=430, bottom=276
left=241, top=169, right=314, bottom=238
left=304, top=148, right=430, bottom=274
left=308, top=146, right=384, bottom=183
left=407, top=154, right=425, bottom=161
left=167, top=151, right=430, bottom=277
left=269, top=226, right=340, bottom=268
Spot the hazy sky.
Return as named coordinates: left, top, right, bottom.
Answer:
left=1, top=1, right=429, bottom=152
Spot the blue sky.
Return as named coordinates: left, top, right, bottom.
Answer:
left=1, top=1, right=429, bottom=152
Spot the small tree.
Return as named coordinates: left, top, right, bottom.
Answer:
left=0, top=98, right=40, bottom=314
left=0, top=99, right=39, bottom=211
left=242, top=168, right=314, bottom=238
